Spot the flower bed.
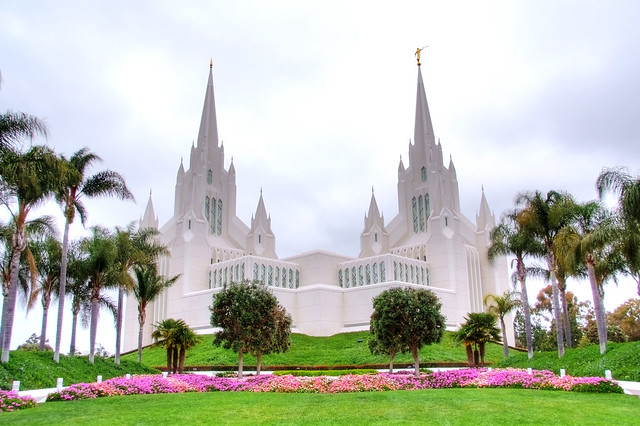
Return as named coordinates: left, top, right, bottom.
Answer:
left=0, top=390, right=37, bottom=413
left=41, top=368, right=623, bottom=404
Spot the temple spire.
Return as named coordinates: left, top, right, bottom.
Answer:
left=414, top=65, right=436, bottom=152
left=196, top=61, right=220, bottom=149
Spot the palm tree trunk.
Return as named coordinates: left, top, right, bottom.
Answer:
left=558, top=278, right=572, bottom=348
left=70, top=309, right=79, bottom=355
left=166, top=346, right=172, bottom=373
left=172, top=346, right=178, bottom=373
left=465, top=343, right=474, bottom=367
left=39, top=299, right=50, bottom=351
left=587, top=260, right=607, bottom=354
left=479, top=342, right=486, bottom=367
left=516, top=260, right=534, bottom=359
left=499, top=316, right=509, bottom=357
left=179, top=346, right=186, bottom=374
left=114, top=287, right=124, bottom=365
left=546, top=250, right=565, bottom=357
left=1, top=241, right=24, bottom=363
left=237, top=350, right=244, bottom=379
left=89, top=296, right=99, bottom=364
left=54, top=218, right=71, bottom=363
left=137, top=305, right=146, bottom=363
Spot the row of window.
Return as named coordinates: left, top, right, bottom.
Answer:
left=209, top=263, right=300, bottom=289
left=338, top=262, right=386, bottom=288
left=412, top=193, right=430, bottom=233
left=338, top=260, right=429, bottom=287
left=204, top=196, right=223, bottom=235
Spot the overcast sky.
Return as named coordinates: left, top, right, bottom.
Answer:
left=2, top=1, right=640, bottom=352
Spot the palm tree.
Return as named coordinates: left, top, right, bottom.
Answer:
left=174, top=323, right=200, bottom=374
left=27, top=235, right=61, bottom=351
left=53, top=147, right=133, bottom=362
left=555, top=201, right=619, bottom=354
left=484, top=290, right=520, bottom=357
left=456, top=312, right=501, bottom=367
left=488, top=210, right=544, bottom=359
left=0, top=111, right=48, bottom=150
left=76, top=226, right=118, bottom=363
left=132, top=263, right=179, bottom=363
left=0, top=144, right=67, bottom=362
left=597, top=167, right=640, bottom=296
left=516, top=190, right=579, bottom=357
left=152, top=318, right=184, bottom=374
left=112, top=225, right=169, bottom=364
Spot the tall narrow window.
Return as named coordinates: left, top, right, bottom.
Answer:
left=381, top=261, right=386, bottom=282
left=258, top=234, right=262, bottom=244
left=365, top=264, right=371, bottom=285
left=358, top=265, right=364, bottom=286
left=412, top=197, right=418, bottom=233
left=217, top=199, right=223, bottom=234
left=418, top=194, right=425, bottom=231
left=205, top=196, right=210, bottom=220
left=275, top=267, right=280, bottom=287
left=421, top=166, right=427, bottom=182
left=211, top=197, right=217, bottom=234
left=425, top=193, right=430, bottom=219
left=373, top=263, right=379, bottom=283
left=345, top=268, right=350, bottom=288
left=207, top=169, right=213, bottom=184
left=253, top=263, right=259, bottom=280
left=338, top=269, right=343, bottom=287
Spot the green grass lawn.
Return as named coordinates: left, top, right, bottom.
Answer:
left=121, top=331, right=508, bottom=369
left=5, top=388, right=640, bottom=425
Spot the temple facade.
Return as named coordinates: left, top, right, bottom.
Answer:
left=123, top=61, right=510, bottom=351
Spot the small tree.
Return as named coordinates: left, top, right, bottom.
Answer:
left=369, top=287, right=445, bottom=376
left=369, top=288, right=410, bottom=373
left=484, top=291, right=520, bottom=357
left=210, top=280, right=292, bottom=378
left=152, top=318, right=185, bottom=374
left=456, top=312, right=501, bottom=367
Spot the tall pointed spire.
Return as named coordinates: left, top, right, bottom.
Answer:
left=414, top=66, right=436, bottom=150
left=476, top=186, right=495, bottom=231
left=140, top=190, right=159, bottom=229
left=197, top=61, right=220, bottom=149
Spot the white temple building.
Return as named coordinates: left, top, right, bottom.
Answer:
left=123, top=60, right=510, bottom=352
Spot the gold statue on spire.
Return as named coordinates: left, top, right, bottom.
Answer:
left=210, top=58, right=213, bottom=69
left=415, top=46, right=428, bottom=66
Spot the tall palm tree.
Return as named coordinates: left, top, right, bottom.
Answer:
left=53, top=147, right=133, bottom=362
left=132, top=263, right=179, bottom=363
left=27, top=235, right=62, bottom=351
left=175, top=323, right=200, bottom=374
left=555, top=201, right=619, bottom=354
left=516, top=190, right=579, bottom=358
left=484, top=290, right=520, bottom=357
left=488, top=210, right=544, bottom=359
left=0, top=144, right=67, bottom=362
left=112, top=225, right=168, bottom=364
left=76, top=226, right=118, bottom=363
left=597, top=167, right=640, bottom=296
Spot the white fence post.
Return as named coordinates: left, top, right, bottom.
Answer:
left=560, top=369, right=565, bottom=377
left=97, top=375, right=102, bottom=383
left=162, top=372, right=168, bottom=378
left=12, top=381, right=20, bottom=392
left=57, top=378, right=64, bottom=391
left=605, top=370, right=612, bottom=380
left=527, top=368, right=532, bottom=375
left=126, top=374, right=131, bottom=380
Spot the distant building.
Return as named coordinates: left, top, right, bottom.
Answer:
left=123, top=60, right=510, bottom=351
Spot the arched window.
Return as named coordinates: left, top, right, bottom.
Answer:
left=358, top=265, right=364, bottom=286
left=205, top=196, right=210, bottom=220
left=366, top=264, right=371, bottom=285
left=207, top=169, right=213, bottom=184
left=352, top=267, right=357, bottom=286
left=289, top=269, right=294, bottom=288
left=344, top=268, right=350, bottom=288
left=275, top=267, right=280, bottom=287
left=338, top=269, right=343, bottom=287
left=211, top=197, right=217, bottom=234
left=268, top=265, right=273, bottom=286
left=381, top=261, right=386, bottom=282
left=421, top=166, right=427, bottom=182
left=253, top=263, right=259, bottom=280
left=373, top=263, right=379, bottom=283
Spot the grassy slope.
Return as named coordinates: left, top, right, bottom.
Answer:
left=497, top=341, right=640, bottom=381
left=121, top=331, right=507, bottom=369
left=5, top=389, right=640, bottom=424
left=0, top=350, right=158, bottom=391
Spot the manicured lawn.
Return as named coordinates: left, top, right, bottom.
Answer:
left=121, top=331, right=507, bottom=369
left=5, top=388, right=640, bottom=424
